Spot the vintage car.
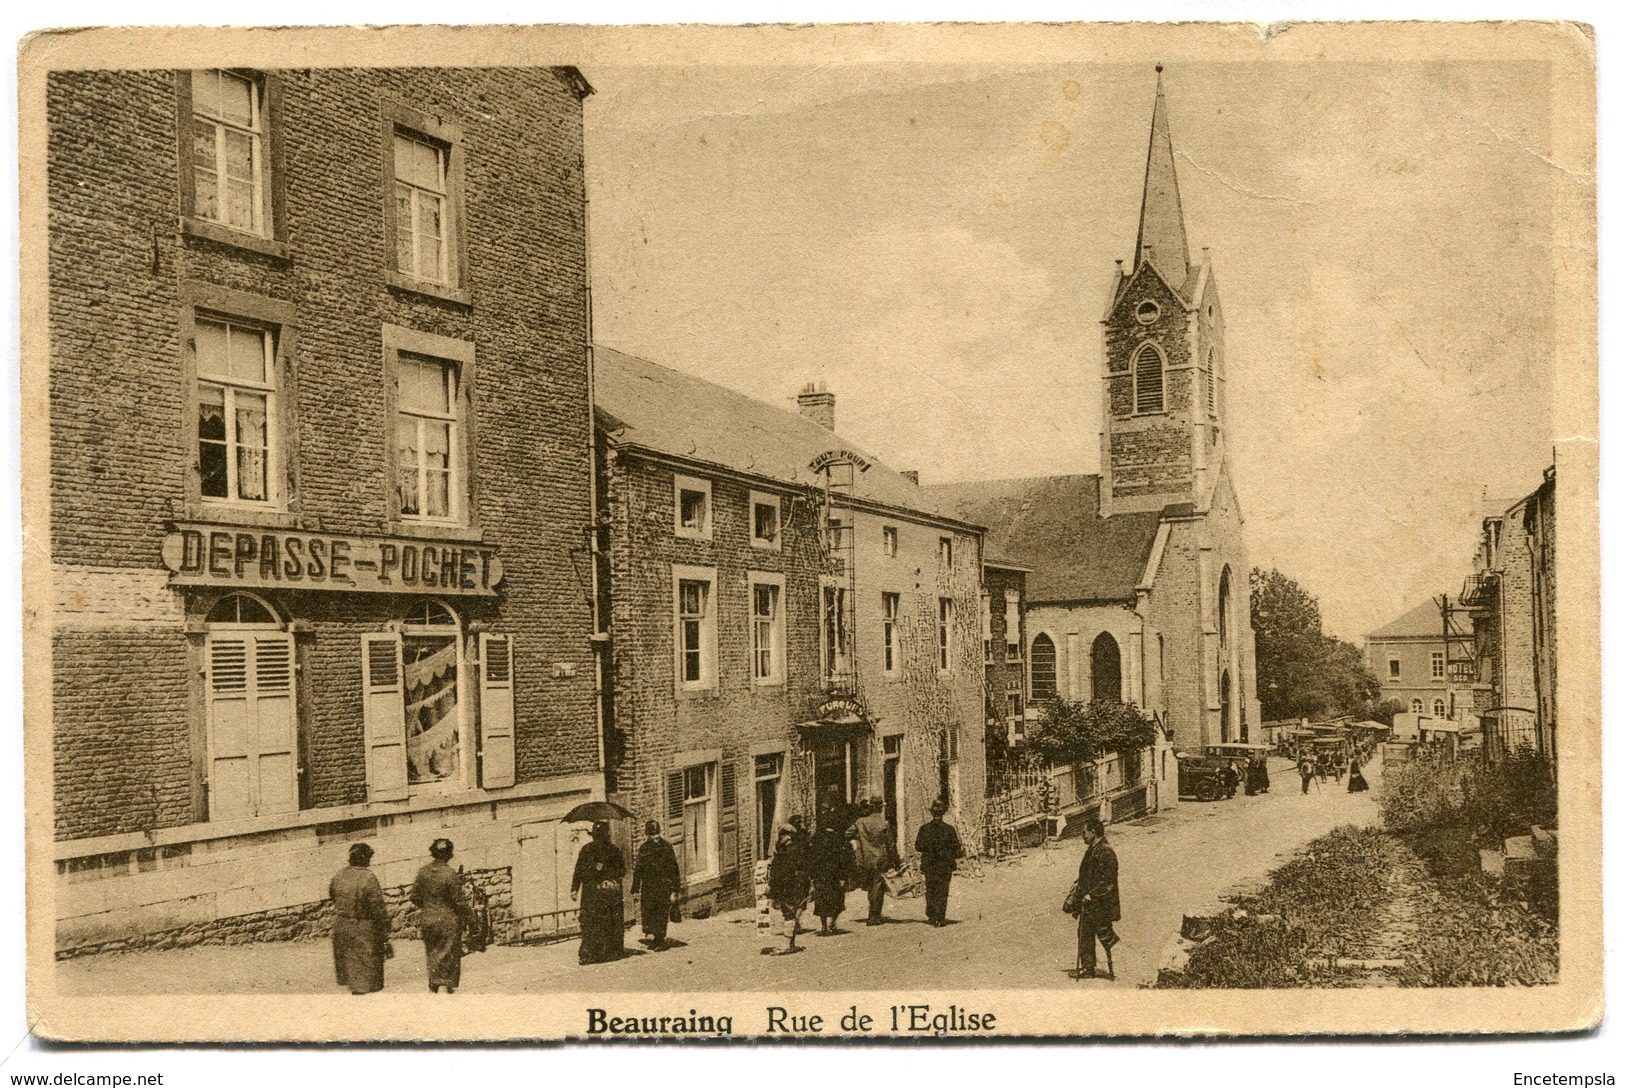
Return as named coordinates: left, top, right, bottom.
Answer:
left=1176, top=752, right=1238, bottom=802
left=1206, top=742, right=1274, bottom=795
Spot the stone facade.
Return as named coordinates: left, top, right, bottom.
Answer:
left=48, top=67, right=602, bottom=952
left=982, top=563, right=1028, bottom=750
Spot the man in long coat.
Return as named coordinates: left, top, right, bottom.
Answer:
left=330, top=842, right=391, bottom=995
left=630, top=819, right=681, bottom=949
left=850, top=798, right=898, bottom=925
left=410, top=837, right=476, bottom=993
left=1073, top=815, right=1121, bottom=979
left=914, top=799, right=963, bottom=927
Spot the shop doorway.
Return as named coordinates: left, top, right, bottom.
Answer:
left=812, top=735, right=859, bottom=819
left=882, top=733, right=904, bottom=853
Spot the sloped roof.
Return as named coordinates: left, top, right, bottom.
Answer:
left=593, top=346, right=964, bottom=522
left=1367, top=599, right=1445, bottom=641
left=919, top=475, right=1163, bottom=604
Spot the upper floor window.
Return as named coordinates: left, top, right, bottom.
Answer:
left=980, top=591, right=993, bottom=664
left=882, top=526, right=899, bottom=557
left=393, top=131, right=450, bottom=284
left=749, top=574, right=785, bottom=685
left=396, top=353, right=460, bottom=522
left=822, top=583, right=851, bottom=683
left=1133, top=343, right=1165, bottom=414
left=882, top=592, right=901, bottom=676
left=750, top=492, right=780, bottom=550
left=673, top=566, right=717, bottom=691
left=1388, top=657, right=1401, bottom=681
left=195, top=315, right=275, bottom=505
left=937, top=597, right=952, bottom=672
left=189, top=69, right=268, bottom=236
left=939, top=536, right=954, bottom=570
left=674, top=475, right=712, bottom=540
left=1430, top=651, right=1445, bottom=680
left=1003, top=590, right=1022, bottom=659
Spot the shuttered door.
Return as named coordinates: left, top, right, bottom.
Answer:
left=479, top=634, right=516, bottom=788
left=361, top=633, right=410, bottom=802
left=206, top=632, right=297, bottom=820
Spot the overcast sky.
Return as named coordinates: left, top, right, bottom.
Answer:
left=582, top=58, right=1563, bottom=641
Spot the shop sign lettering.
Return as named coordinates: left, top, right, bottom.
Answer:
left=160, top=523, right=504, bottom=596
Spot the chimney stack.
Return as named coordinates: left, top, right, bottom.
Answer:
left=797, top=381, right=836, bottom=431
left=900, top=470, right=920, bottom=485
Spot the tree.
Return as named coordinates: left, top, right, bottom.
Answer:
left=1021, top=699, right=1158, bottom=767
left=1250, top=567, right=1380, bottom=721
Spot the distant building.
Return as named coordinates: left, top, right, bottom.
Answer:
left=925, top=69, right=1262, bottom=764
left=982, top=561, right=1030, bottom=750
left=593, top=348, right=987, bottom=914
left=1365, top=600, right=1460, bottom=721
left=1460, top=469, right=1556, bottom=760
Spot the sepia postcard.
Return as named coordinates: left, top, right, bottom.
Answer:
left=18, top=20, right=1600, bottom=1041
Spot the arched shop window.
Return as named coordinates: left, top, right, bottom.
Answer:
left=204, top=593, right=296, bottom=821
left=401, top=599, right=463, bottom=788
left=1029, top=634, right=1057, bottom=701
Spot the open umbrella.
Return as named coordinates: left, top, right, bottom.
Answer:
left=562, top=800, right=634, bottom=824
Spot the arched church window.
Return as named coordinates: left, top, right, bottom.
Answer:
left=1218, top=567, right=1232, bottom=650
left=1133, top=343, right=1164, bottom=414
left=1206, top=347, right=1218, bottom=418
left=1091, top=632, right=1122, bottom=703
left=1029, top=634, right=1057, bottom=701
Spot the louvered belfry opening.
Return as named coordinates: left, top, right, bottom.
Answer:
left=1134, top=342, right=1164, bottom=414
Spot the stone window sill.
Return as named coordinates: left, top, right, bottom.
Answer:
left=181, top=217, right=288, bottom=260
left=386, top=270, right=472, bottom=306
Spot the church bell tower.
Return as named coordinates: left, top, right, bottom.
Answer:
left=1099, top=66, right=1228, bottom=517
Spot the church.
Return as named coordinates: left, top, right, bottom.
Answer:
left=925, top=68, right=1262, bottom=758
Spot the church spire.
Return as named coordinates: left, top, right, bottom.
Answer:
left=1134, top=65, right=1191, bottom=293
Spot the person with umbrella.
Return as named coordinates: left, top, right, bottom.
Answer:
left=571, top=820, right=627, bottom=965
left=630, top=819, right=681, bottom=950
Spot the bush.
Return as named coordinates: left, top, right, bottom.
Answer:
left=1381, top=745, right=1556, bottom=839
left=1019, top=700, right=1157, bottom=767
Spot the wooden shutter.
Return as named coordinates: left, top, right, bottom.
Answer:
left=1134, top=343, right=1164, bottom=413
left=252, top=634, right=298, bottom=815
left=361, top=633, right=409, bottom=802
left=665, top=769, right=685, bottom=846
left=479, top=633, right=516, bottom=789
left=719, top=759, right=739, bottom=875
left=206, top=635, right=253, bottom=820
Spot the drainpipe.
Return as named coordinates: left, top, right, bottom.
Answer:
left=579, top=128, right=609, bottom=797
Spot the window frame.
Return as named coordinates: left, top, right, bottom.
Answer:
left=673, top=474, right=713, bottom=541
left=1003, top=589, right=1022, bottom=660
left=881, top=591, right=901, bottom=678
left=1433, top=698, right=1447, bottom=718
left=672, top=564, right=719, bottom=693
left=939, top=536, right=954, bottom=571
left=749, top=491, right=781, bottom=551
left=820, top=577, right=852, bottom=685
left=678, top=759, right=720, bottom=884
left=179, top=284, right=297, bottom=517
left=176, top=69, right=287, bottom=257
left=380, top=101, right=470, bottom=304
left=1410, top=698, right=1425, bottom=715
left=881, top=525, right=899, bottom=558
left=1388, top=656, right=1402, bottom=682
left=747, top=571, right=786, bottom=687
left=1132, top=341, right=1167, bottom=415
left=383, top=325, right=477, bottom=530
left=1430, top=650, right=1445, bottom=681
left=937, top=596, right=953, bottom=674
left=1030, top=633, right=1058, bottom=702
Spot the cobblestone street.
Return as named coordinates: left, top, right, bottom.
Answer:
left=59, top=756, right=1382, bottom=996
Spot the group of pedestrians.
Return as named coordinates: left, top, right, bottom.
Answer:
left=329, top=837, right=487, bottom=996
left=1296, top=747, right=1371, bottom=795
left=764, top=797, right=964, bottom=954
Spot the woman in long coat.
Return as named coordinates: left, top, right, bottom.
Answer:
left=767, top=824, right=810, bottom=953
left=805, top=809, right=853, bottom=935
left=330, top=842, right=391, bottom=995
left=411, top=838, right=475, bottom=993
left=571, top=821, right=627, bottom=965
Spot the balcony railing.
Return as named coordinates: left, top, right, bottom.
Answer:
left=1459, top=572, right=1499, bottom=608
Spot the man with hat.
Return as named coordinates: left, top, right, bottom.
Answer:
left=630, top=819, right=681, bottom=950
left=914, top=798, right=964, bottom=928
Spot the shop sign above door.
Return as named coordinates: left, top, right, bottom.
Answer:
left=160, top=523, right=503, bottom=596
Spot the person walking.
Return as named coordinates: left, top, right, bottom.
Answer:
left=806, top=807, right=853, bottom=935
left=767, top=824, right=810, bottom=954
left=1347, top=753, right=1370, bottom=793
left=571, top=821, right=627, bottom=965
left=850, top=798, right=899, bottom=925
left=410, top=838, right=476, bottom=994
left=1297, top=753, right=1316, bottom=795
left=1072, top=815, right=1121, bottom=980
left=630, top=819, right=681, bottom=950
left=914, top=799, right=963, bottom=928
left=329, top=842, right=391, bottom=995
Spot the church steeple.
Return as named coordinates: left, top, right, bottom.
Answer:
left=1134, top=65, right=1190, bottom=294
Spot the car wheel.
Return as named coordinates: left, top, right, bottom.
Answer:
left=1196, top=779, right=1221, bottom=802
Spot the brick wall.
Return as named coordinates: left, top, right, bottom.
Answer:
left=49, top=68, right=598, bottom=840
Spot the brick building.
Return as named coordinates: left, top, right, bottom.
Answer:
left=925, top=70, right=1261, bottom=778
left=1364, top=599, right=1462, bottom=721
left=1460, top=470, right=1556, bottom=760
left=982, top=561, right=1029, bottom=751
left=594, top=349, right=987, bottom=913
left=48, top=67, right=603, bottom=954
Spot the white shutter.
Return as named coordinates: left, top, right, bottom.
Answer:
left=361, top=632, right=409, bottom=802
left=252, top=634, right=298, bottom=815
left=479, top=633, right=516, bottom=789
left=206, top=635, right=254, bottom=820
left=205, top=632, right=297, bottom=820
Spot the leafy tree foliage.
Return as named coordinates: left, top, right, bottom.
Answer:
left=1021, top=699, right=1158, bottom=767
left=1251, top=568, right=1380, bottom=721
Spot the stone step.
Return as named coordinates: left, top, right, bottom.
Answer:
left=1504, top=835, right=1537, bottom=860
left=1480, top=848, right=1505, bottom=879
left=1530, top=825, right=1557, bottom=859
